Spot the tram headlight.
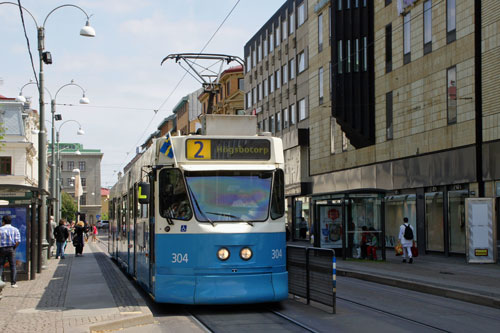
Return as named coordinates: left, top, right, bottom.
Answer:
left=240, top=247, right=253, bottom=260
left=217, top=247, right=230, bottom=261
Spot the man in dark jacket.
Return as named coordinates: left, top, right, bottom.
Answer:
left=54, top=219, right=69, bottom=259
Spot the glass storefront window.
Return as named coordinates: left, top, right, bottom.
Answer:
left=448, top=190, right=467, bottom=253
left=349, top=195, right=382, bottom=260
left=385, top=195, right=416, bottom=247
left=425, top=192, right=444, bottom=252
left=294, top=196, right=310, bottom=241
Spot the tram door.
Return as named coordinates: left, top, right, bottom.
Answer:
left=128, top=188, right=134, bottom=275
left=149, top=172, right=156, bottom=292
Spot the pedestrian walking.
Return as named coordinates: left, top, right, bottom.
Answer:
left=398, top=217, right=415, bottom=263
left=54, top=219, right=70, bottom=259
left=0, top=215, right=21, bottom=287
left=91, top=224, right=98, bottom=243
left=73, top=221, right=87, bottom=257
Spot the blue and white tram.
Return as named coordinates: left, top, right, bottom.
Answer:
left=108, top=115, right=288, bottom=304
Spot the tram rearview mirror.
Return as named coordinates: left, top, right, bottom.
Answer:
left=138, top=182, right=150, bottom=204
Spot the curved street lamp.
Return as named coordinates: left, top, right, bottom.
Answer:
left=0, top=1, right=95, bottom=271
left=55, top=120, right=84, bottom=225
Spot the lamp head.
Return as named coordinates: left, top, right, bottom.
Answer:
left=80, top=21, right=96, bottom=37
left=77, top=128, right=85, bottom=135
left=16, top=95, right=27, bottom=103
left=72, top=168, right=80, bottom=174
left=75, top=150, right=82, bottom=156
left=79, top=95, right=90, bottom=104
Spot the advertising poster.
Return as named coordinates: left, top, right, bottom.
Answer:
left=0, top=207, right=28, bottom=271
left=319, top=206, right=342, bottom=249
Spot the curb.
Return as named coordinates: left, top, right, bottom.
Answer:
left=337, top=269, right=500, bottom=309
left=90, top=313, right=155, bottom=332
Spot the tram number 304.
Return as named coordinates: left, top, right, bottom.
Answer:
left=172, top=253, right=189, bottom=263
left=272, top=249, right=283, bottom=260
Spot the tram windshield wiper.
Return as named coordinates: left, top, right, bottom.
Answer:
left=186, top=182, right=215, bottom=227
left=205, top=212, right=253, bottom=226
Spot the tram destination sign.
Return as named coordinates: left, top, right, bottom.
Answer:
left=186, top=138, right=271, bottom=160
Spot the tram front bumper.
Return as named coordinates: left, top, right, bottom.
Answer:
left=155, top=271, right=288, bottom=304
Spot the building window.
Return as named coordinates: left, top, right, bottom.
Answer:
left=79, top=161, right=86, bottom=172
left=252, top=48, right=256, bottom=67
left=330, top=118, right=336, bottom=154
left=283, top=107, right=289, bottom=129
left=258, top=42, right=262, bottom=62
left=386, top=24, right=392, bottom=73
left=246, top=91, right=252, bottom=109
left=354, top=38, right=360, bottom=72
left=329, top=61, right=333, bottom=98
left=264, top=79, right=268, bottom=97
left=80, top=195, right=86, bottom=206
left=282, top=19, right=287, bottom=40
left=252, top=87, right=257, bottom=104
left=346, top=0, right=350, bottom=9
left=403, top=12, right=411, bottom=65
left=81, top=177, right=87, bottom=187
left=226, top=81, right=231, bottom=97
left=424, top=0, right=432, bottom=54
left=342, top=131, right=348, bottom=151
left=447, top=66, right=457, bottom=124
left=385, top=0, right=391, bottom=5
left=386, top=91, right=393, bottom=140
left=276, top=112, right=281, bottom=132
left=270, top=115, right=275, bottom=134
left=319, top=67, right=324, bottom=104
left=289, top=10, right=295, bottom=34
left=275, top=69, right=281, bottom=89
left=289, top=58, right=295, bottom=79
left=298, top=3, right=305, bottom=27
left=269, top=74, right=274, bottom=93
left=363, top=37, right=368, bottom=71
left=270, top=31, right=274, bottom=52
left=0, top=157, right=12, bottom=175
left=238, top=78, right=244, bottom=90
left=337, top=40, right=343, bottom=73
left=346, top=40, right=351, bottom=73
left=258, top=83, right=262, bottom=101
left=298, top=98, right=307, bottom=121
left=67, top=161, right=74, bottom=171
left=298, top=51, right=306, bottom=73
left=318, top=13, right=323, bottom=52
left=337, top=0, right=342, bottom=10
left=262, top=118, right=267, bottom=132
left=275, top=24, right=280, bottom=47
left=290, top=103, right=296, bottom=125
left=263, top=37, right=268, bottom=56
left=447, top=0, right=456, bottom=43
left=246, top=55, right=251, bottom=72
left=282, top=63, right=288, bottom=85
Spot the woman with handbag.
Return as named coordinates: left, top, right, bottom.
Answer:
left=398, top=217, right=415, bottom=263
left=73, top=221, right=87, bottom=257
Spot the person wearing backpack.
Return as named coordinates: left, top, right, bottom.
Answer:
left=398, top=217, right=415, bottom=263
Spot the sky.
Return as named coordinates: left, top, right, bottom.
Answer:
left=0, top=0, right=283, bottom=188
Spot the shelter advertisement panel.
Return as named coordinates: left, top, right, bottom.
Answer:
left=465, top=198, right=497, bottom=264
left=319, top=205, right=342, bottom=249
left=0, top=206, right=28, bottom=272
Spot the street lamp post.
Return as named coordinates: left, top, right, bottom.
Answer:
left=17, top=80, right=89, bottom=226
left=0, top=2, right=95, bottom=270
left=56, top=120, right=84, bottom=224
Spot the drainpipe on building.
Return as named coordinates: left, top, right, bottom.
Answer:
left=474, top=0, right=484, bottom=197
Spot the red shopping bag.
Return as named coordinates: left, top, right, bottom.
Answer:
left=411, top=241, right=418, bottom=257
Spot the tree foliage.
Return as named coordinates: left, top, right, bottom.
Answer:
left=61, top=191, right=77, bottom=222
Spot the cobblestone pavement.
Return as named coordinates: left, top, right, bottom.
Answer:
left=0, top=240, right=152, bottom=333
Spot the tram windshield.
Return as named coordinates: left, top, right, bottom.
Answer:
left=185, top=170, right=273, bottom=223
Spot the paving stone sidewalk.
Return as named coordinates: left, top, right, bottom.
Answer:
left=0, top=240, right=153, bottom=333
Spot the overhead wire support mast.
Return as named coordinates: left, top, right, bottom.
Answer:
left=161, top=53, right=244, bottom=114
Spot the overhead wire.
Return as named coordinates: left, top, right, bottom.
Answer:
left=112, top=0, right=243, bottom=179
left=17, top=0, right=39, bottom=89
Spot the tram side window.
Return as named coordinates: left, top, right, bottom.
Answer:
left=271, top=169, right=285, bottom=219
left=159, top=169, right=192, bottom=220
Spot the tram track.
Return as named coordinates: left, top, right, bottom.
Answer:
left=187, top=305, right=319, bottom=333
left=336, top=296, right=450, bottom=332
